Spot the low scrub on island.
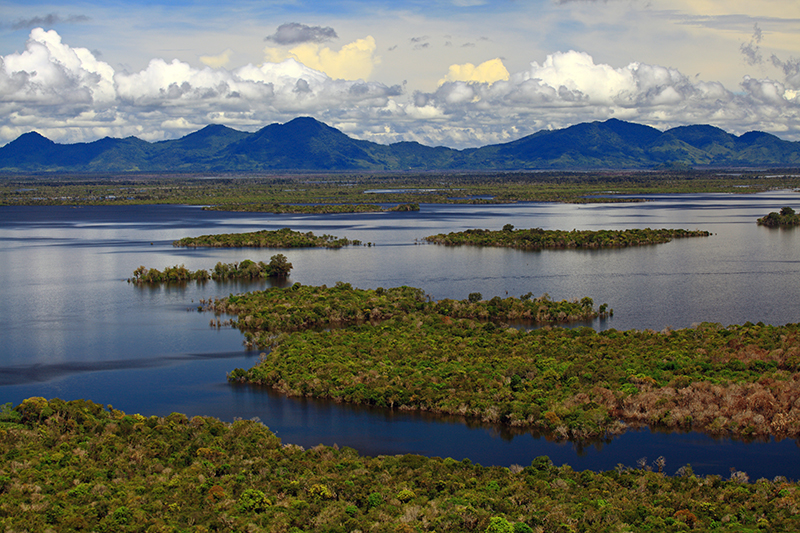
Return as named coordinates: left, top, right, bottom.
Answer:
left=757, top=207, right=800, bottom=227
left=425, top=226, right=711, bottom=250
left=128, top=256, right=292, bottom=284
left=173, top=227, right=359, bottom=249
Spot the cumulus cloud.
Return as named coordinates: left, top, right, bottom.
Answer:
left=265, top=23, right=338, bottom=45
left=1, top=28, right=115, bottom=105
left=403, top=50, right=800, bottom=146
left=0, top=29, right=399, bottom=144
left=440, top=58, right=510, bottom=84
left=1, top=29, right=799, bottom=149
left=264, top=36, right=379, bottom=80
left=772, top=55, right=800, bottom=89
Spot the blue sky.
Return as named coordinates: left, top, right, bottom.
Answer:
left=1, top=0, right=799, bottom=148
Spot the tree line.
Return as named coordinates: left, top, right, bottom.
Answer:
left=128, top=256, right=292, bottom=284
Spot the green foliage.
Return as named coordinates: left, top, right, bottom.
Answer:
left=366, top=492, right=383, bottom=509
left=3, top=398, right=799, bottom=532
left=237, top=488, right=269, bottom=513
left=0, top=402, right=21, bottom=425
left=129, top=255, right=292, bottom=284
left=220, top=283, right=800, bottom=439
left=486, top=516, right=513, bottom=533
left=211, top=284, right=609, bottom=351
left=425, top=227, right=711, bottom=250
left=757, top=207, right=800, bottom=227
left=173, top=227, right=356, bottom=248
left=396, top=488, right=416, bottom=502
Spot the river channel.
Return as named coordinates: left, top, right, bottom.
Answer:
left=1, top=190, right=799, bottom=480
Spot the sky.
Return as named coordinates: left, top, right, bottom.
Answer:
left=0, top=0, right=799, bottom=149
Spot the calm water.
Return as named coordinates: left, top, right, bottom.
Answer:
left=1, top=191, right=799, bottom=479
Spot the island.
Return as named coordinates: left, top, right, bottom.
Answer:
left=208, top=283, right=800, bottom=442
left=757, top=206, right=800, bottom=227
left=173, top=227, right=360, bottom=249
left=128, top=256, right=292, bottom=284
left=425, top=226, right=711, bottom=250
left=2, top=397, right=798, bottom=532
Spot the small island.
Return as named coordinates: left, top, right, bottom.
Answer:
left=128, top=256, right=292, bottom=284
left=425, top=226, right=710, bottom=249
left=173, top=227, right=360, bottom=249
left=203, top=202, right=420, bottom=214
left=757, top=206, right=800, bottom=227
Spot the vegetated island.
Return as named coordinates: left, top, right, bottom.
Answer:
left=757, top=206, right=800, bottom=227
left=425, top=226, right=711, bottom=249
left=173, top=227, right=360, bottom=249
left=127, top=256, right=292, bottom=284
left=204, top=283, right=609, bottom=344
left=202, top=202, right=420, bottom=214
left=4, top=399, right=798, bottom=533
left=214, top=283, right=800, bottom=441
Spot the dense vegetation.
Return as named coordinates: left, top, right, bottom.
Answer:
left=203, top=283, right=609, bottom=344
left=128, top=256, right=292, bottom=284
left=2, top=397, right=799, bottom=533
left=425, top=226, right=710, bottom=249
left=3, top=171, right=800, bottom=209
left=208, top=284, right=800, bottom=440
left=757, top=206, right=800, bottom=227
left=173, top=228, right=359, bottom=249
left=226, top=305, right=800, bottom=439
left=203, top=202, right=420, bottom=214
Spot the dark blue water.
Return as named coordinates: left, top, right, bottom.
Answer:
left=1, top=191, right=800, bottom=480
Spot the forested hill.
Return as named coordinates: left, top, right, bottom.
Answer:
left=1, top=116, right=799, bottom=172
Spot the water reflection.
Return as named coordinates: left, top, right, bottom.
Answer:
left=2, top=193, right=800, bottom=480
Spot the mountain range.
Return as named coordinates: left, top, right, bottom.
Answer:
left=1, top=117, right=799, bottom=172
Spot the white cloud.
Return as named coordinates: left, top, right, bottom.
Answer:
left=1, top=28, right=115, bottom=105
left=402, top=50, right=800, bottom=146
left=0, top=29, right=400, bottom=144
left=1, top=29, right=799, bottom=149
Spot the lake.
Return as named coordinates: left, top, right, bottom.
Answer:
left=1, top=190, right=799, bottom=480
